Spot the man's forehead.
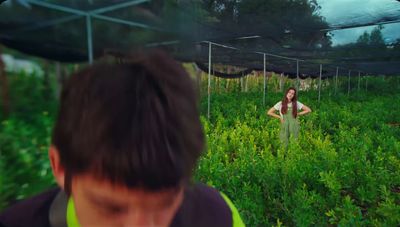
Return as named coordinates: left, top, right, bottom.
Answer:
left=81, top=184, right=182, bottom=211
left=76, top=174, right=181, bottom=197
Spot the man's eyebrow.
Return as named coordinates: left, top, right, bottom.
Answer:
left=156, top=189, right=182, bottom=208
left=84, top=190, right=128, bottom=209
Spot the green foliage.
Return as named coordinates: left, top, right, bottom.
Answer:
left=0, top=71, right=57, bottom=210
left=201, top=0, right=330, bottom=48
left=0, top=114, right=55, bottom=207
left=195, top=77, right=400, bottom=226
left=1, top=70, right=399, bottom=227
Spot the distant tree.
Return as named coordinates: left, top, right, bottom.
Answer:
left=393, top=38, right=400, bottom=51
left=369, top=26, right=385, bottom=47
left=334, top=26, right=387, bottom=60
left=199, top=0, right=330, bottom=50
left=356, top=32, right=370, bottom=45
left=0, top=0, right=331, bottom=63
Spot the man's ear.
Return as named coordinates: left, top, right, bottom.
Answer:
left=49, top=145, right=65, bottom=189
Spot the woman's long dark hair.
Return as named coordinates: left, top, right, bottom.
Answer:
left=281, top=87, right=298, bottom=118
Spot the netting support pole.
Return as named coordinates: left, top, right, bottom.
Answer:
left=240, top=74, right=244, bottom=92
left=207, top=42, right=211, bottom=119
left=263, top=54, right=266, bottom=106
left=86, top=15, right=93, bottom=64
left=358, top=71, right=361, bottom=91
left=365, top=75, right=368, bottom=91
left=347, top=70, right=351, bottom=96
left=318, top=64, right=322, bottom=103
left=296, top=60, right=299, bottom=92
left=245, top=74, right=249, bottom=92
left=335, top=67, right=338, bottom=95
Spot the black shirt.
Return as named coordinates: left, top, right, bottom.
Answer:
left=0, top=184, right=232, bottom=227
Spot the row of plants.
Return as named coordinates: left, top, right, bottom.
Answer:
left=195, top=84, right=400, bottom=226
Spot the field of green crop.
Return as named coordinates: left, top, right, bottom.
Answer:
left=196, top=90, right=400, bottom=226
left=1, top=71, right=399, bottom=226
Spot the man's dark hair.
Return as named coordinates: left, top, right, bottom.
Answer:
left=52, top=51, right=204, bottom=192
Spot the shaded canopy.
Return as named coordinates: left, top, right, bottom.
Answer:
left=1, top=0, right=400, bottom=78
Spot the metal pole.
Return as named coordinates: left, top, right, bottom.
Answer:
left=296, top=60, right=299, bottom=91
left=318, top=64, right=322, bottom=103
left=244, top=74, right=249, bottom=92
left=347, top=70, right=351, bottom=96
left=365, top=75, right=368, bottom=91
left=27, top=0, right=86, bottom=15
left=212, top=68, right=215, bottom=92
left=263, top=54, right=266, bottom=106
left=253, top=51, right=300, bottom=61
left=358, top=71, right=361, bottom=91
left=207, top=42, right=211, bottom=119
left=90, top=0, right=150, bottom=14
left=240, top=74, right=244, bottom=92
left=335, top=67, right=338, bottom=95
left=86, top=15, right=93, bottom=64
left=91, top=14, right=156, bottom=30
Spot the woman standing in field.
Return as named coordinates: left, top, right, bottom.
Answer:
left=267, top=87, right=311, bottom=147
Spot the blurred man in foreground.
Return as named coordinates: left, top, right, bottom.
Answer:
left=0, top=51, right=244, bottom=227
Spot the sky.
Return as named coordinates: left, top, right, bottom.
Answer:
left=317, top=0, right=400, bottom=46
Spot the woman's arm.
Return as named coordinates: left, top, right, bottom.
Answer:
left=298, top=104, right=312, bottom=116
left=267, top=107, right=283, bottom=123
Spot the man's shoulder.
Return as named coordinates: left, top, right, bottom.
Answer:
left=187, top=183, right=229, bottom=206
left=0, top=187, right=60, bottom=227
left=171, top=183, right=233, bottom=227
